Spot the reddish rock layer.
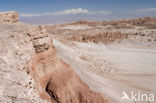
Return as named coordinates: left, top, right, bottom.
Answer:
left=31, top=46, right=109, bottom=103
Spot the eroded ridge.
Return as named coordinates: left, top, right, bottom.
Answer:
left=29, top=26, right=109, bottom=103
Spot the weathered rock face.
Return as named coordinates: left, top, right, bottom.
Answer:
left=27, top=25, right=52, bottom=53
left=68, top=32, right=129, bottom=44
left=0, top=11, right=109, bottom=103
left=0, top=11, right=19, bottom=23
left=31, top=45, right=108, bottom=103
left=28, top=26, right=109, bottom=103
left=0, top=22, right=48, bottom=103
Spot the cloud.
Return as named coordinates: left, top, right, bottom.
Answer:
left=134, top=8, right=156, bottom=14
left=20, top=8, right=111, bottom=17
left=20, top=13, right=40, bottom=17
left=91, top=10, right=111, bottom=15
left=53, top=8, right=89, bottom=15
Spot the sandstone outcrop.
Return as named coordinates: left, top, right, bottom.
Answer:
left=0, top=11, right=109, bottom=103
left=0, top=11, right=19, bottom=23
left=29, top=26, right=109, bottom=103
left=71, top=17, right=156, bottom=29
left=0, top=22, right=48, bottom=102
left=68, top=32, right=129, bottom=44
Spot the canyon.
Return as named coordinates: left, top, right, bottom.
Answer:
left=0, top=11, right=109, bottom=103
left=0, top=11, right=156, bottom=103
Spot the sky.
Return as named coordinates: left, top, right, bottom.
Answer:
left=0, top=0, right=156, bottom=24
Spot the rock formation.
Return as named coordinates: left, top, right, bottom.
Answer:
left=68, top=32, right=129, bottom=44
left=0, top=11, right=19, bottom=23
left=0, top=11, right=109, bottom=103
left=29, top=26, right=109, bottom=103
left=0, top=20, right=47, bottom=102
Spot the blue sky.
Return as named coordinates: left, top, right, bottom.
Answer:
left=1, top=0, right=156, bottom=24
left=1, top=0, right=156, bottom=13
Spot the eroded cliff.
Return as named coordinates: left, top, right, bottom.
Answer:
left=29, top=26, right=109, bottom=103
left=0, top=11, right=109, bottom=103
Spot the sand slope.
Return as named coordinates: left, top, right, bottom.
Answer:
left=53, top=39, right=156, bottom=103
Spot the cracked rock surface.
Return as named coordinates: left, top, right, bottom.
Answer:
left=0, top=22, right=49, bottom=103
left=0, top=12, right=109, bottom=103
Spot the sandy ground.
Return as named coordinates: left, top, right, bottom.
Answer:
left=53, top=39, right=156, bottom=103
left=61, top=25, right=91, bottom=30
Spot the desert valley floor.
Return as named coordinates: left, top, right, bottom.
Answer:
left=0, top=11, right=156, bottom=103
